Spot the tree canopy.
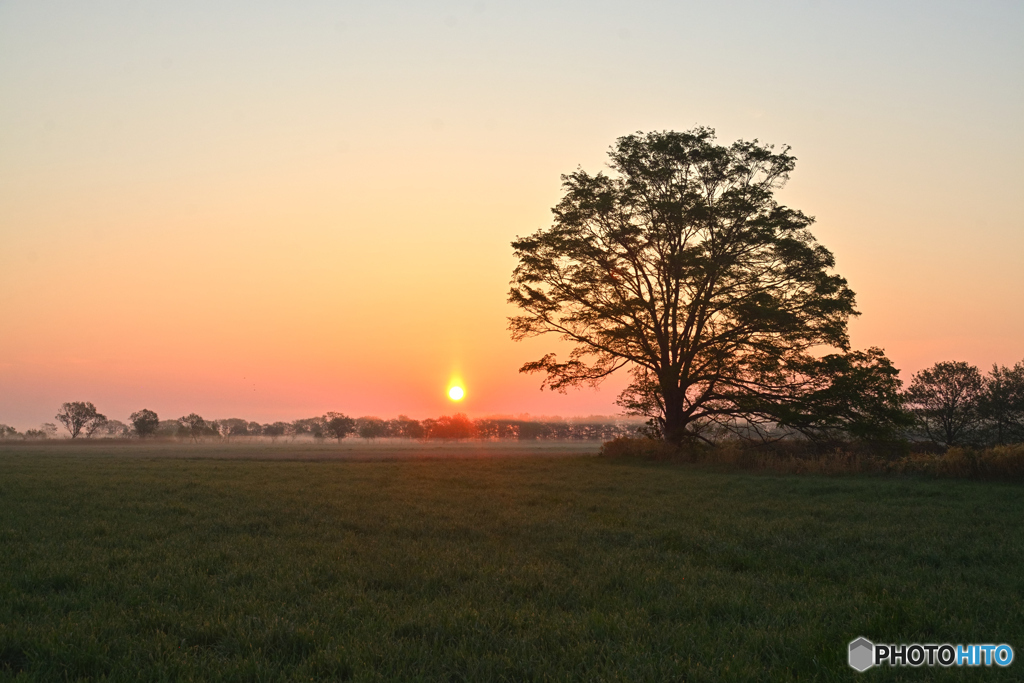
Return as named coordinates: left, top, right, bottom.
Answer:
left=980, top=362, right=1024, bottom=445
left=178, top=413, right=208, bottom=443
left=55, top=401, right=105, bottom=439
left=130, top=409, right=160, bottom=438
left=903, top=360, right=1024, bottom=447
left=325, top=413, right=356, bottom=442
left=509, top=128, right=901, bottom=445
left=903, top=361, right=985, bottom=446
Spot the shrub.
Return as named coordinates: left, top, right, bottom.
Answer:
left=933, top=444, right=1024, bottom=480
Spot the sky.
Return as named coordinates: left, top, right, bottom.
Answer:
left=1, top=0, right=1022, bottom=430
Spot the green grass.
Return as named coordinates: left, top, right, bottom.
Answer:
left=0, top=446, right=1021, bottom=681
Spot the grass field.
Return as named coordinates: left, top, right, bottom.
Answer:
left=1, top=443, right=1021, bottom=681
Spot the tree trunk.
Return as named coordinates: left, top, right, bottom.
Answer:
left=662, top=391, right=689, bottom=446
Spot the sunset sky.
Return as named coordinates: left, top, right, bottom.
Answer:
left=1, top=1, right=1022, bottom=430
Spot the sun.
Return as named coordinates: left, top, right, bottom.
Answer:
left=448, top=386, right=465, bottom=401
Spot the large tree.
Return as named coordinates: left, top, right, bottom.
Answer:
left=510, top=128, right=898, bottom=445
left=55, top=401, right=105, bottom=439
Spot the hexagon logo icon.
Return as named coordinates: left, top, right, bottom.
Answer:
left=849, top=637, right=874, bottom=672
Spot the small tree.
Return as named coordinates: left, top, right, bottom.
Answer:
left=357, top=417, right=388, bottom=440
left=98, top=420, right=132, bottom=438
left=426, top=414, right=476, bottom=440
left=25, top=423, right=58, bottom=439
left=904, top=361, right=984, bottom=446
left=979, top=362, right=1024, bottom=445
left=130, top=409, right=160, bottom=438
left=389, top=415, right=424, bottom=439
left=325, top=413, right=355, bottom=442
left=0, top=424, right=20, bottom=439
left=292, top=417, right=325, bottom=440
left=178, top=413, right=208, bottom=443
left=263, top=422, right=289, bottom=442
left=55, top=402, right=105, bottom=439
left=85, top=414, right=110, bottom=438
left=155, top=419, right=182, bottom=438
left=217, top=418, right=248, bottom=440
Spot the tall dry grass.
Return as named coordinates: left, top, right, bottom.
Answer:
left=600, top=437, right=1024, bottom=481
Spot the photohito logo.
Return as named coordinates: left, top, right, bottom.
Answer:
left=849, top=637, right=1014, bottom=671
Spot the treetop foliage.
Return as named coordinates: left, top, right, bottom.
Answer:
left=4, top=367, right=1024, bottom=450
left=509, top=128, right=883, bottom=444
left=905, top=360, right=1024, bottom=447
left=55, top=401, right=105, bottom=439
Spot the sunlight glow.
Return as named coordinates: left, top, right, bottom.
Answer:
left=448, top=386, right=465, bottom=401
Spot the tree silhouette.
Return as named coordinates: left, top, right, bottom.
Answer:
left=262, top=422, right=289, bottom=442
left=178, top=413, right=208, bottom=443
left=426, top=414, right=476, bottom=440
left=130, top=409, right=160, bottom=438
left=979, top=362, right=1024, bottom=445
left=357, top=417, right=388, bottom=440
left=759, top=347, right=910, bottom=443
left=510, top=128, right=893, bottom=445
left=85, top=414, right=110, bottom=438
left=216, top=418, right=250, bottom=440
left=904, top=361, right=984, bottom=446
left=389, top=416, right=424, bottom=439
left=325, top=413, right=355, bottom=442
left=55, top=402, right=105, bottom=439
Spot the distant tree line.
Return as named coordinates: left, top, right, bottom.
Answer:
left=689, top=358, right=1024, bottom=450
left=1, top=358, right=1020, bottom=449
left=0, top=408, right=642, bottom=443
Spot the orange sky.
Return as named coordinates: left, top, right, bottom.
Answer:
left=1, top=1, right=1022, bottom=430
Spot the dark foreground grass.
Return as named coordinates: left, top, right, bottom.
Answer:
left=0, top=448, right=1021, bottom=681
